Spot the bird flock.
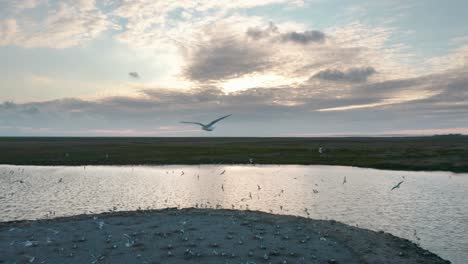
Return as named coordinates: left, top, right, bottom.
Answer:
left=1, top=164, right=408, bottom=221
left=0, top=164, right=416, bottom=263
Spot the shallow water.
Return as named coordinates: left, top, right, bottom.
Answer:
left=0, top=165, right=467, bottom=263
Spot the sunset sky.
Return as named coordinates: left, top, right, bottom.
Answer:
left=1, top=0, right=467, bottom=136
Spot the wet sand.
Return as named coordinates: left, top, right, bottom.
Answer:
left=0, top=208, right=449, bottom=264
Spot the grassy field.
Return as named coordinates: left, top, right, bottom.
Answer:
left=0, top=136, right=467, bottom=172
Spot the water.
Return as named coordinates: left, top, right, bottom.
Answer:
left=0, top=165, right=467, bottom=263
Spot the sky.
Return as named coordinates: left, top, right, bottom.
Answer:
left=0, top=0, right=467, bottom=136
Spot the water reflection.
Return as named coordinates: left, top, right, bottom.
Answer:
left=0, top=165, right=467, bottom=263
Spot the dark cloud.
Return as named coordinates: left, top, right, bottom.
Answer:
left=280, top=30, right=325, bottom=44
left=246, top=22, right=326, bottom=44
left=129, top=72, right=140, bottom=78
left=246, top=22, right=278, bottom=40
left=185, top=38, right=271, bottom=82
left=312, top=67, right=377, bottom=83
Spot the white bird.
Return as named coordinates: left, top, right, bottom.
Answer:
left=123, top=234, right=135, bottom=247
left=180, top=114, right=232, bottom=131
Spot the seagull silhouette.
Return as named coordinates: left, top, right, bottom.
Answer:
left=180, top=114, right=232, bottom=131
left=391, top=180, right=404, bottom=191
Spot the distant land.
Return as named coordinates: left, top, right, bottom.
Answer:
left=0, top=136, right=467, bottom=172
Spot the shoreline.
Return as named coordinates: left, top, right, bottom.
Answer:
left=0, top=208, right=450, bottom=263
left=1, top=163, right=465, bottom=175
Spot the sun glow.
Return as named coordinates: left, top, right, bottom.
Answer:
left=318, top=90, right=440, bottom=112
left=220, top=73, right=301, bottom=92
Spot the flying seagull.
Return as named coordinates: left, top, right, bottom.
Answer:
left=128, top=72, right=139, bottom=78
left=391, top=180, right=404, bottom=191
left=180, top=114, right=232, bottom=131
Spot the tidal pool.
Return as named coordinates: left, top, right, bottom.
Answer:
left=0, top=165, right=467, bottom=263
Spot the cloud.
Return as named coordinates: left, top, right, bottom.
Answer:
left=183, top=21, right=333, bottom=83
left=312, top=67, right=377, bottom=83
left=246, top=22, right=326, bottom=44
left=110, top=1, right=303, bottom=48
left=0, top=0, right=112, bottom=48
left=426, top=44, right=468, bottom=72
left=280, top=30, right=325, bottom=44
left=16, top=0, right=41, bottom=9
left=184, top=35, right=272, bottom=82
left=1, top=1, right=415, bottom=89
left=178, top=20, right=416, bottom=87
left=0, top=19, right=18, bottom=46
left=246, top=22, right=279, bottom=40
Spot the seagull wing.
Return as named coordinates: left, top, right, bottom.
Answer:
left=180, top=121, right=205, bottom=127
left=207, top=114, right=232, bottom=127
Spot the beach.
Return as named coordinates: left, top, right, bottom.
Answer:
left=0, top=208, right=450, bottom=264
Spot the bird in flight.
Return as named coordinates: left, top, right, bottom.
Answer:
left=391, top=180, right=404, bottom=191
left=180, top=114, right=232, bottom=131
left=128, top=72, right=140, bottom=79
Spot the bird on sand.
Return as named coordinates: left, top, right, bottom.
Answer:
left=343, top=176, right=347, bottom=184
left=180, top=114, right=232, bottom=131
left=391, top=180, right=404, bottom=190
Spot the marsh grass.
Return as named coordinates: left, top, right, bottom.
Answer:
left=0, top=136, right=467, bottom=172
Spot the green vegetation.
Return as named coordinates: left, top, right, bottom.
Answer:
left=0, top=136, right=467, bottom=172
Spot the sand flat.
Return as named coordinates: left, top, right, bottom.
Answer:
left=0, top=208, right=449, bottom=264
